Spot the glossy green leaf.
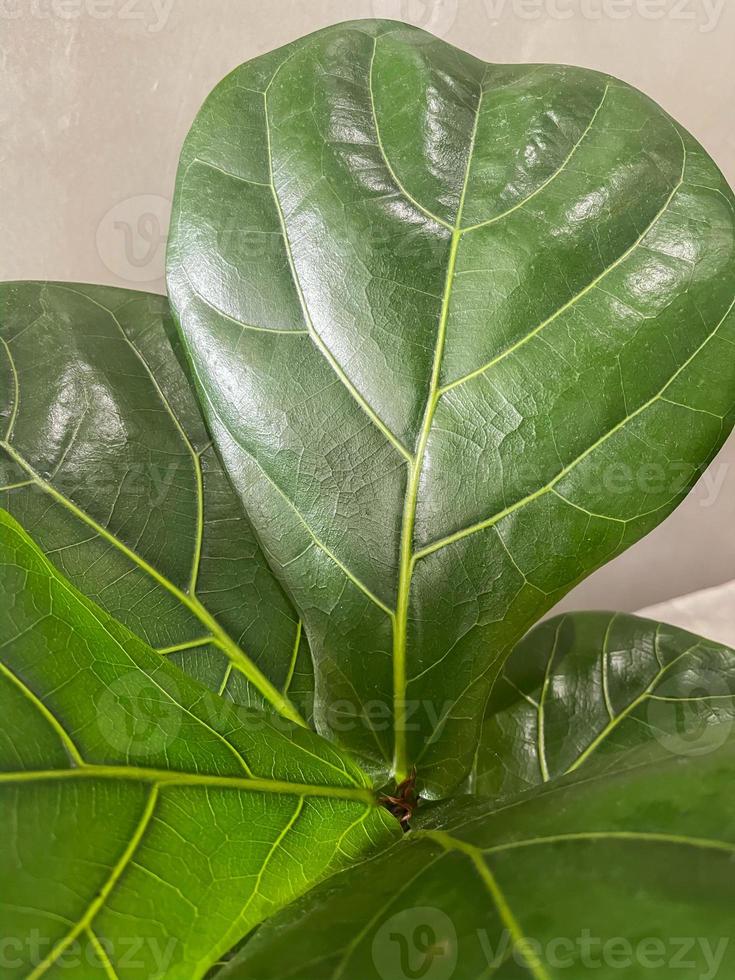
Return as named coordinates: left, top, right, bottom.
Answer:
left=475, top=611, right=735, bottom=800
left=0, top=282, right=313, bottom=723
left=167, top=19, right=735, bottom=794
left=215, top=734, right=735, bottom=979
left=0, top=508, right=398, bottom=979
left=214, top=610, right=735, bottom=977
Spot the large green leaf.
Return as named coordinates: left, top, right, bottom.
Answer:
left=167, top=19, right=735, bottom=794
left=214, top=613, right=735, bottom=978
left=475, top=611, right=735, bottom=800
left=0, top=508, right=398, bottom=979
left=226, top=740, right=735, bottom=980
left=215, top=737, right=735, bottom=980
left=0, top=282, right=312, bottom=723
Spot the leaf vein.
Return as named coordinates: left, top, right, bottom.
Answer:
left=263, top=73, right=413, bottom=463
left=1, top=337, right=20, bottom=442
left=368, top=37, right=453, bottom=231
left=25, top=786, right=159, bottom=980
left=440, top=125, right=688, bottom=395
left=460, top=82, right=610, bottom=234
left=415, top=290, right=735, bottom=559
left=0, top=658, right=85, bottom=767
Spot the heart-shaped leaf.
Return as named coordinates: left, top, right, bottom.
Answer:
left=167, top=19, right=735, bottom=795
left=0, top=282, right=312, bottom=722
left=0, top=509, right=398, bottom=979
left=476, top=611, right=735, bottom=800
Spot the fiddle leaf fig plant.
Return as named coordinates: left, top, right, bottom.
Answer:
left=2, top=18, right=735, bottom=980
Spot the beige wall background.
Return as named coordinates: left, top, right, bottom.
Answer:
left=2, top=0, right=734, bottom=613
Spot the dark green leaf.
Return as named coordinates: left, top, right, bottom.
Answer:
left=167, top=19, right=735, bottom=794
left=215, top=735, right=735, bottom=979
left=0, top=282, right=312, bottom=723
left=475, top=611, right=735, bottom=800
left=0, top=508, right=398, bottom=979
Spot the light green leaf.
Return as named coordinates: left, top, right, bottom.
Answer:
left=167, top=19, right=735, bottom=794
left=0, top=282, right=312, bottom=723
left=215, top=734, right=735, bottom=979
left=0, top=508, right=398, bottom=979
left=475, top=611, right=735, bottom=800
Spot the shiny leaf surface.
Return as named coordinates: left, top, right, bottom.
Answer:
left=0, top=282, right=312, bottom=723
left=475, top=611, right=735, bottom=800
left=216, top=735, right=735, bottom=979
left=0, top=509, right=398, bottom=979
left=167, top=19, right=735, bottom=794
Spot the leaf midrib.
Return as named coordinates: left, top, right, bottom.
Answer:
left=0, top=766, right=375, bottom=801
left=438, top=127, right=687, bottom=395
left=391, top=71, right=487, bottom=781
left=2, top=537, right=368, bottom=792
left=420, top=829, right=551, bottom=980
left=0, top=453, right=306, bottom=732
left=18, top=777, right=377, bottom=980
